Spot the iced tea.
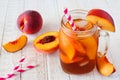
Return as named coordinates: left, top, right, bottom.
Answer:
left=59, top=10, right=99, bottom=74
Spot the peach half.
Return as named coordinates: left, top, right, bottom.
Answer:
left=96, top=54, right=115, bottom=76
left=86, top=9, right=115, bottom=32
left=33, top=31, right=59, bottom=53
left=3, top=35, right=27, bottom=53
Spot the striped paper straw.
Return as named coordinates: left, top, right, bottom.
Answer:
left=64, top=8, right=76, bottom=30
left=0, top=56, right=38, bottom=80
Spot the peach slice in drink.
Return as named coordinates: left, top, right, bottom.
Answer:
left=69, top=39, right=86, bottom=57
left=60, top=29, right=86, bottom=60
left=63, top=22, right=86, bottom=56
left=65, top=19, right=82, bottom=30
left=59, top=30, right=75, bottom=60
left=79, top=36, right=98, bottom=60
left=66, top=22, right=72, bottom=29
left=60, top=52, right=84, bottom=64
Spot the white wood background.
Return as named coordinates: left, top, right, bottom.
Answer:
left=0, top=0, right=120, bottom=80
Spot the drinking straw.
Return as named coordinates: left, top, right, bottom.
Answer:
left=0, top=56, right=38, bottom=80
left=13, top=56, right=25, bottom=71
left=64, top=8, right=76, bottom=30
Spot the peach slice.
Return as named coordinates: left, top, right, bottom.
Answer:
left=86, top=9, right=115, bottom=32
left=3, top=35, right=27, bottom=53
left=59, top=30, right=75, bottom=60
left=96, top=54, right=115, bottom=76
left=65, top=19, right=93, bottom=31
left=60, top=52, right=84, bottom=64
left=66, top=22, right=72, bottom=29
left=60, top=29, right=86, bottom=60
left=65, top=19, right=82, bottom=30
left=79, top=36, right=98, bottom=60
left=33, top=31, right=59, bottom=53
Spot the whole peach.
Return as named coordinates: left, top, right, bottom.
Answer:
left=17, top=10, right=43, bottom=34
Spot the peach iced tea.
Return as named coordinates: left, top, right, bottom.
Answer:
left=59, top=10, right=100, bottom=74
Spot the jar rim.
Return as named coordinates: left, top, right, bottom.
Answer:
left=61, top=9, right=98, bottom=37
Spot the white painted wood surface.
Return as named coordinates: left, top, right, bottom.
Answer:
left=0, top=0, right=120, bottom=80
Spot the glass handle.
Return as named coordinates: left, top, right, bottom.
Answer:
left=98, top=30, right=109, bottom=57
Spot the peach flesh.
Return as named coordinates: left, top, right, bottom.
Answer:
left=87, top=9, right=115, bottom=32
left=33, top=31, right=59, bottom=53
left=87, top=9, right=115, bottom=26
left=97, top=55, right=115, bottom=76
left=3, top=35, right=27, bottom=53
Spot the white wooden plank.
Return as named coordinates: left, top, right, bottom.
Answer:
left=34, top=0, right=70, bottom=80
left=0, top=0, right=25, bottom=80
left=104, top=1, right=120, bottom=80
left=0, top=0, right=12, bottom=77
left=19, top=1, right=44, bottom=80
left=0, top=0, right=8, bottom=54
left=57, top=0, right=81, bottom=20
left=18, top=0, right=50, bottom=80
